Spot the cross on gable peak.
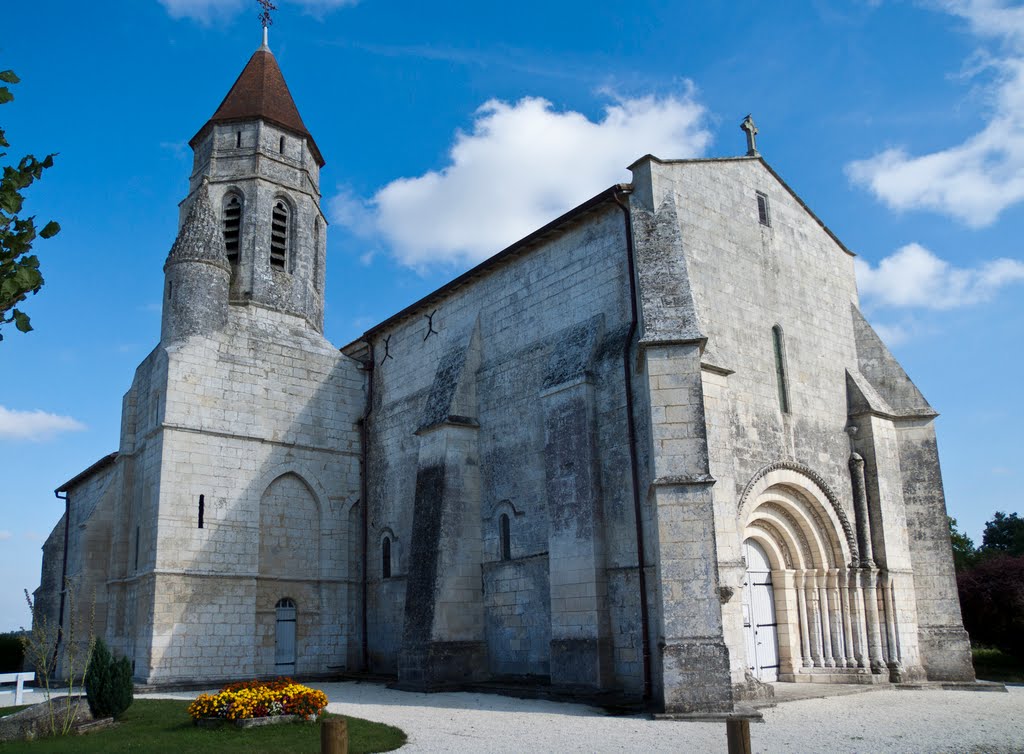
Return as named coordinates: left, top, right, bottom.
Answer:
left=740, top=114, right=759, bottom=157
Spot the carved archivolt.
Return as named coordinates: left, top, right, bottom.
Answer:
left=748, top=520, right=793, bottom=569
left=737, top=460, right=858, bottom=562
left=760, top=501, right=819, bottom=568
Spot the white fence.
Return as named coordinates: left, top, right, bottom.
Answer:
left=0, top=672, right=35, bottom=705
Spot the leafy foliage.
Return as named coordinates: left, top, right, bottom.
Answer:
left=981, top=511, right=1024, bottom=557
left=85, top=637, right=134, bottom=719
left=0, top=631, right=25, bottom=672
left=957, top=554, right=1024, bottom=659
left=1, top=68, right=60, bottom=341
left=948, top=517, right=977, bottom=572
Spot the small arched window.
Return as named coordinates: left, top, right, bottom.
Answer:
left=222, top=194, right=242, bottom=266
left=772, top=325, right=790, bottom=414
left=382, top=536, right=392, bottom=579
left=276, top=597, right=296, bottom=609
left=279, top=135, right=286, bottom=154
left=270, top=200, right=289, bottom=270
left=499, top=514, right=511, bottom=561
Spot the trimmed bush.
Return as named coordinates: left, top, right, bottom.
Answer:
left=84, top=638, right=134, bottom=719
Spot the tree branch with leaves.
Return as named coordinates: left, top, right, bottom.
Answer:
left=1, top=68, right=60, bottom=341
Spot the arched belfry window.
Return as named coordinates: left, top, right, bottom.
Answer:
left=223, top=194, right=242, bottom=266
left=270, top=200, right=290, bottom=271
left=772, top=325, right=791, bottom=414
left=499, top=514, right=511, bottom=561
left=382, top=536, right=392, bottom=579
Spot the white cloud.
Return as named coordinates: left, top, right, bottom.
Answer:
left=0, top=406, right=86, bottom=442
left=332, top=91, right=711, bottom=269
left=855, top=242, right=1024, bottom=309
left=847, top=1, right=1024, bottom=226
left=0, top=531, right=11, bottom=541
left=158, top=0, right=356, bottom=24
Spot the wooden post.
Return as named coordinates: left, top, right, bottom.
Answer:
left=726, top=718, right=752, bottom=754
left=321, top=718, right=348, bottom=754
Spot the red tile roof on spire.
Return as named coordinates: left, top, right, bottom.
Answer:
left=190, top=46, right=324, bottom=167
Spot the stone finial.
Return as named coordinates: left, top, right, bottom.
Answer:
left=740, top=114, right=759, bottom=157
left=165, top=182, right=229, bottom=270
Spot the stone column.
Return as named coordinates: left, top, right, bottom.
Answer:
left=817, top=570, right=834, bottom=668
left=848, top=448, right=874, bottom=566
left=795, top=570, right=812, bottom=668
left=805, top=572, right=823, bottom=668
left=826, top=569, right=845, bottom=668
left=849, top=570, right=868, bottom=668
left=861, top=567, right=885, bottom=673
left=880, top=571, right=904, bottom=680
left=838, top=569, right=856, bottom=668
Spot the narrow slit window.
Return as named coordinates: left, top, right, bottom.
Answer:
left=167, top=280, right=173, bottom=300
left=499, top=514, right=511, bottom=561
left=772, top=325, right=791, bottom=414
left=279, top=136, right=286, bottom=154
left=756, top=191, right=771, bottom=227
left=198, top=494, right=205, bottom=529
left=223, top=195, right=242, bottom=266
left=270, top=200, right=289, bottom=270
left=134, top=526, right=140, bottom=571
left=236, top=131, right=242, bottom=148
left=382, top=537, right=392, bottom=579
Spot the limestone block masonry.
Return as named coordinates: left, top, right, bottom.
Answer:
left=34, top=40, right=975, bottom=714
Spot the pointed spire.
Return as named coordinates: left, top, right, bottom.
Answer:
left=188, top=39, right=324, bottom=166
left=165, top=181, right=229, bottom=269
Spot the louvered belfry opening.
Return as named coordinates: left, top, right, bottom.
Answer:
left=270, top=200, right=289, bottom=270
left=223, top=195, right=242, bottom=265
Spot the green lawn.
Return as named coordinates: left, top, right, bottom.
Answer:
left=973, top=647, right=1024, bottom=684
left=0, top=707, right=28, bottom=719
left=0, top=699, right=406, bottom=753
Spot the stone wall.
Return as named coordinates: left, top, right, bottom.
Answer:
left=142, top=303, right=363, bottom=683
left=363, top=204, right=646, bottom=692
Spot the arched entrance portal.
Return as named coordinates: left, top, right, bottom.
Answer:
left=742, top=539, right=779, bottom=681
left=275, top=598, right=297, bottom=674
left=737, top=463, right=902, bottom=683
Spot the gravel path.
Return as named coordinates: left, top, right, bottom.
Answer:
left=136, top=680, right=1024, bottom=753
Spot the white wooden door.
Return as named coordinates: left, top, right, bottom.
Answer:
left=742, top=539, right=780, bottom=682
left=275, top=599, right=296, bottom=674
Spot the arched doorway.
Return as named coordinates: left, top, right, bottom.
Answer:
left=742, top=539, right=780, bottom=681
left=275, top=598, right=297, bottom=674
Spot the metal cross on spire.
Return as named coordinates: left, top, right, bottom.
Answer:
left=740, top=114, right=759, bottom=157
left=258, top=0, right=277, bottom=47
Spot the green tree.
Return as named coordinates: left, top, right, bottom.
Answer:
left=948, top=516, right=977, bottom=572
left=1, top=68, right=60, bottom=341
left=981, top=511, right=1024, bottom=557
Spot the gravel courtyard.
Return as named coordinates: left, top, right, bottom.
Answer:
left=138, top=681, right=1024, bottom=753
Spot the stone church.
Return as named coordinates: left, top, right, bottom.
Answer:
left=34, top=36, right=975, bottom=714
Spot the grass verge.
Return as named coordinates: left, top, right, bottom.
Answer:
left=0, top=699, right=406, bottom=753
left=0, top=707, right=28, bottom=720
left=973, top=647, right=1024, bottom=683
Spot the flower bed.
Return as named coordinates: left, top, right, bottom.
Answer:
left=187, top=677, right=328, bottom=724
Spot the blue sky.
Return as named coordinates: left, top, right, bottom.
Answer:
left=1, top=0, right=1021, bottom=631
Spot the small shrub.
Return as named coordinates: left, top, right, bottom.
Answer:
left=85, top=637, right=133, bottom=719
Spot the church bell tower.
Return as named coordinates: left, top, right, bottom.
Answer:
left=182, top=30, right=328, bottom=331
